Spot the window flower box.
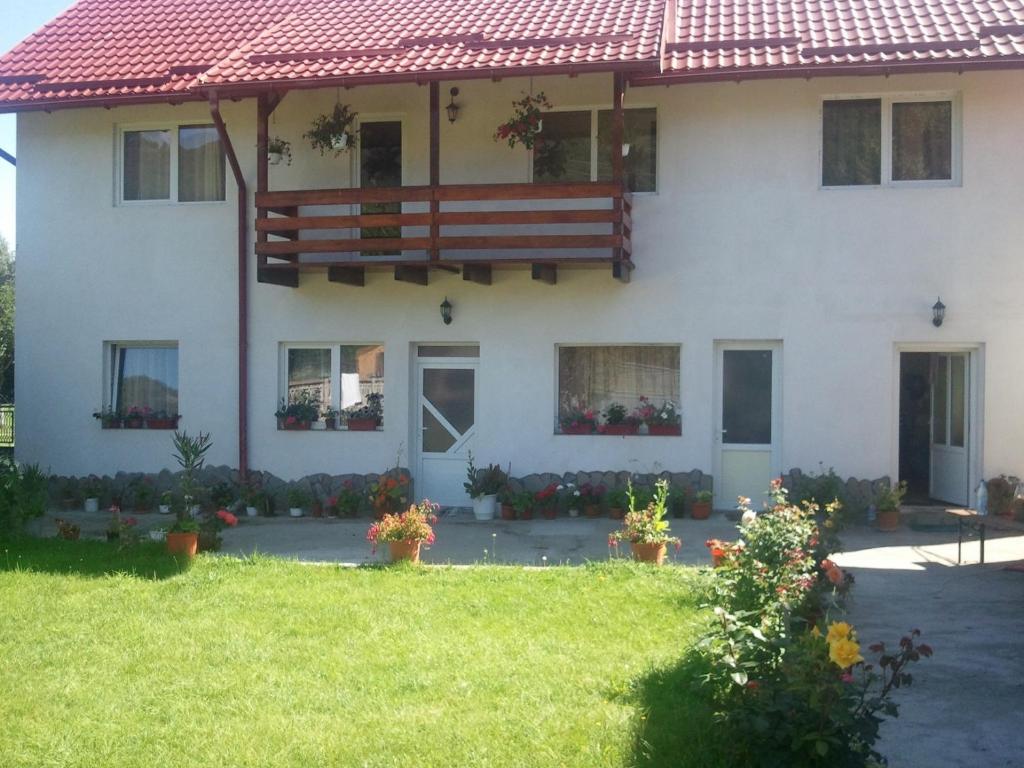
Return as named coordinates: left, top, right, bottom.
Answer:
left=561, top=424, right=594, bottom=435
left=647, top=424, right=681, bottom=436
left=278, top=418, right=312, bottom=431
left=601, top=423, right=639, bottom=436
left=123, top=417, right=145, bottom=429
left=346, top=418, right=379, bottom=431
left=146, top=415, right=180, bottom=430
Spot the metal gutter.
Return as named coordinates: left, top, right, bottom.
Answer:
left=207, top=91, right=249, bottom=480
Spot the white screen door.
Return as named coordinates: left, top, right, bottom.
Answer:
left=930, top=352, right=969, bottom=505
left=414, top=346, right=479, bottom=506
left=714, top=342, right=782, bottom=511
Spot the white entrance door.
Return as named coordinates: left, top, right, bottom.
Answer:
left=714, top=342, right=782, bottom=511
left=930, top=352, right=969, bottom=505
left=414, top=346, right=479, bottom=507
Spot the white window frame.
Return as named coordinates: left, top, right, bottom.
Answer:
left=115, top=121, right=227, bottom=206
left=528, top=105, right=659, bottom=194
left=279, top=342, right=385, bottom=430
left=104, top=340, right=179, bottom=412
left=819, top=91, right=962, bottom=190
left=552, top=342, right=682, bottom=433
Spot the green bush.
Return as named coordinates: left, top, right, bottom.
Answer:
left=0, top=461, right=47, bottom=539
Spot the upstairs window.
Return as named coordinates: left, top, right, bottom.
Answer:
left=534, top=107, right=657, bottom=192
left=120, top=123, right=225, bottom=203
left=822, top=95, right=957, bottom=187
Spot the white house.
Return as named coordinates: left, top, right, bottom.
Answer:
left=3, top=0, right=1024, bottom=508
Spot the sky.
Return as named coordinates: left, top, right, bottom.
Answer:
left=0, top=0, right=75, bottom=251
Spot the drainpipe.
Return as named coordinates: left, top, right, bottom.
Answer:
left=208, top=91, right=249, bottom=480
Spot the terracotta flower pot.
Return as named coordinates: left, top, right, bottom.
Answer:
left=584, top=504, right=602, bottom=518
left=647, top=423, right=682, bottom=436
left=346, top=418, right=378, bottom=431
left=166, top=532, right=198, bottom=557
left=145, top=417, right=179, bottom=429
left=541, top=504, right=558, bottom=520
left=123, top=418, right=145, bottom=429
left=388, top=540, right=421, bottom=563
left=609, top=507, right=625, bottom=520
left=278, top=418, right=311, bottom=430
left=631, top=542, right=667, bottom=565
left=691, top=501, right=712, bottom=520
left=519, top=507, right=534, bottom=521
left=500, top=504, right=516, bottom=521
left=876, top=508, right=900, bottom=532
left=602, top=423, right=639, bottom=436
left=102, top=419, right=122, bottom=429
left=561, top=424, right=594, bottom=435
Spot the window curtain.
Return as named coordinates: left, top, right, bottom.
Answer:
left=287, top=349, right=331, bottom=410
left=892, top=101, right=952, bottom=181
left=114, top=346, right=179, bottom=414
left=558, top=346, right=679, bottom=417
left=123, top=130, right=170, bottom=200
left=822, top=99, right=881, bottom=186
left=178, top=125, right=225, bottom=202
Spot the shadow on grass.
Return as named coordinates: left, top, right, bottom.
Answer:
left=629, top=651, right=731, bottom=768
left=0, top=536, right=192, bottom=580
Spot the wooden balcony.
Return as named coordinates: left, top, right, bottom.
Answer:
left=254, top=181, right=633, bottom=287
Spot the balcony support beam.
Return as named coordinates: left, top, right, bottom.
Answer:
left=462, top=264, right=492, bottom=285
left=395, top=265, right=429, bottom=285
left=328, top=266, right=366, bottom=287
left=531, top=263, right=557, bottom=285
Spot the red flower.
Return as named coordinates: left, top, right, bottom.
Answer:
left=216, top=508, right=238, bottom=527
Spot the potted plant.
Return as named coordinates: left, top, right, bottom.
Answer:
left=167, top=429, right=212, bottom=557
left=669, top=487, right=687, bottom=518
left=106, top=506, right=138, bottom=542
left=287, top=487, right=310, bottom=517
left=512, top=490, right=534, bottom=521
left=559, top=406, right=598, bottom=435
left=333, top=480, right=362, bottom=518
left=608, top=480, right=681, bottom=565
left=874, top=480, right=907, bottom=532
left=344, top=393, right=382, bottom=431
left=198, top=508, right=238, bottom=552
left=559, top=482, right=581, bottom=517
left=267, top=136, right=292, bottom=166
left=239, top=484, right=261, bottom=517
left=494, top=92, right=551, bottom=150
left=580, top=483, right=606, bottom=517
left=305, top=103, right=358, bottom=155
left=607, top=487, right=628, bottom=520
left=646, top=399, right=682, bottom=436
left=55, top=518, right=80, bottom=540
left=148, top=526, right=167, bottom=542
left=986, top=475, right=1016, bottom=518
left=145, top=410, right=180, bottom=430
left=322, top=406, right=339, bottom=430
left=275, top=391, right=320, bottom=430
left=93, top=406, right=121, bottom=429
left=367, top=500, right=439, bottom=564
left=463, top=453, right=505, bottom=521
left=498, top=486, right=517, bottom=521
left=535, top=483, right=559, bottom=519
left=82, top=476, right=103, bottom=513
left=158, top=490, right=173, bottom=515
left=123, top=406, right=149, bottom=429
left=131, top=478, right=155, bottom=512
left=368, top=473, right=409, bottom=519
left=600, top=402, right=639, bottom=435
left=691, top=490, right=713, bottom=520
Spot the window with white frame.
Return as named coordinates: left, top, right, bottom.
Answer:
left=533, top=107, right=657, bottom=192
left=108, top=343, right=179, bottom=417
left=821, top=95, right=957, bottom=187
left=556, top=345, right=680, bottom=434
left=281, top=344, right=384, bottom=428
left=120, top=123, right=226, bottom=202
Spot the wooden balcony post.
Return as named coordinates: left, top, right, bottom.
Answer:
left=429, top=81, right=440, bottom=262
left=611, top=73, right=629, bottom=283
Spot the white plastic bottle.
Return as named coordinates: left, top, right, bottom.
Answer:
left=975, top=479, right=988, bottom=516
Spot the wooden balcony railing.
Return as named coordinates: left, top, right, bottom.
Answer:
left=254, top=181, right=633, bottom=286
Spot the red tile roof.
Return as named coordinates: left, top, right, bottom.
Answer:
left=637, top=0, right=1024, bottom=84
left=1, top=0, right=1023, bottom=110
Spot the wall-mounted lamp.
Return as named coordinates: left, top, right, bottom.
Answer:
left=446, top=87, right=460, bottom=123
left=440, top=296, right=453, bottom=325
left=932, top=297, right=946, bottom=327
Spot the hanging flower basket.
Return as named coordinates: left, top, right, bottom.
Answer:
left=494, top=92, right=551, bottom=150
left=305, top=104, right=359, bottom=156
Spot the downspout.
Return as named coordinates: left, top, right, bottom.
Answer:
left=208, top=91, right=249, bottom=480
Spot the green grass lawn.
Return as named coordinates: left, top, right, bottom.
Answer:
left=0, top=538, right=722, bottom=768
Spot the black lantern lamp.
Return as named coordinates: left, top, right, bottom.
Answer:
left=932, top=297, right=945, bottom=327
left=446, top=87, right=460, bottom=123
left=440, top=297, right=453, bottom=325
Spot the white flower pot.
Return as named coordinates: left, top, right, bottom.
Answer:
left=331, top=133, right=349, bottom=150
left=311, top=419, right=327, bottom=431
left=158, top=504, right=171, bottom=515
left=289, top=507, right=304, bottom=518
left=84, top=498, right=99, bottom=513
left=622, top=142, right=631, bottom=157
left=246, top=506, right=259, bottom=517
left=148, top=530, right=166, bottom=542
left=568, top=508, right=580, bottom=518
left=472, top=494, right=497, bottom=521
left=268, top=151, right=283, bottom=166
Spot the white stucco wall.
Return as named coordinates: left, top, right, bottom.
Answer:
left=14, top=70, right=1024, bottom=498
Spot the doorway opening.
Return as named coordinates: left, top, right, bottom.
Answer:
left=898, top=351, right=971, bottom=506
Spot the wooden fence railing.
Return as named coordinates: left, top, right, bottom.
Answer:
left=0, top=405, right=14, bottom=448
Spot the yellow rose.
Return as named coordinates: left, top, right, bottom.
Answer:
left=829, top=637, right=864, bottom=669
left=826, top=621, right=854, bottom=644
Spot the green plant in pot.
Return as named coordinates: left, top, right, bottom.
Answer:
left=344, top=393, right=382, bottom=430
left=276, top=390, right=320, bottom=430
left=267, top=136, right=292, bottom=165
left=691, top=489, right=713, bottom=519
left=463, top=452, right=506, bottom=521
left=287, top=487, right=310, bottom=518
left=512, top=490, right=534, bottom=520
left=305, top=103, right=358, bottom=155
left=608, top=480, right=681, bottom=564
left=874, top=480, right=907, bottom=532
left=669, top=487, right=688, bottom=518
left=168, top=430, right=212, bottom=557
left=601, top=402, right=640, bottom=435
left=607, top=487, right=629, bottom=519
